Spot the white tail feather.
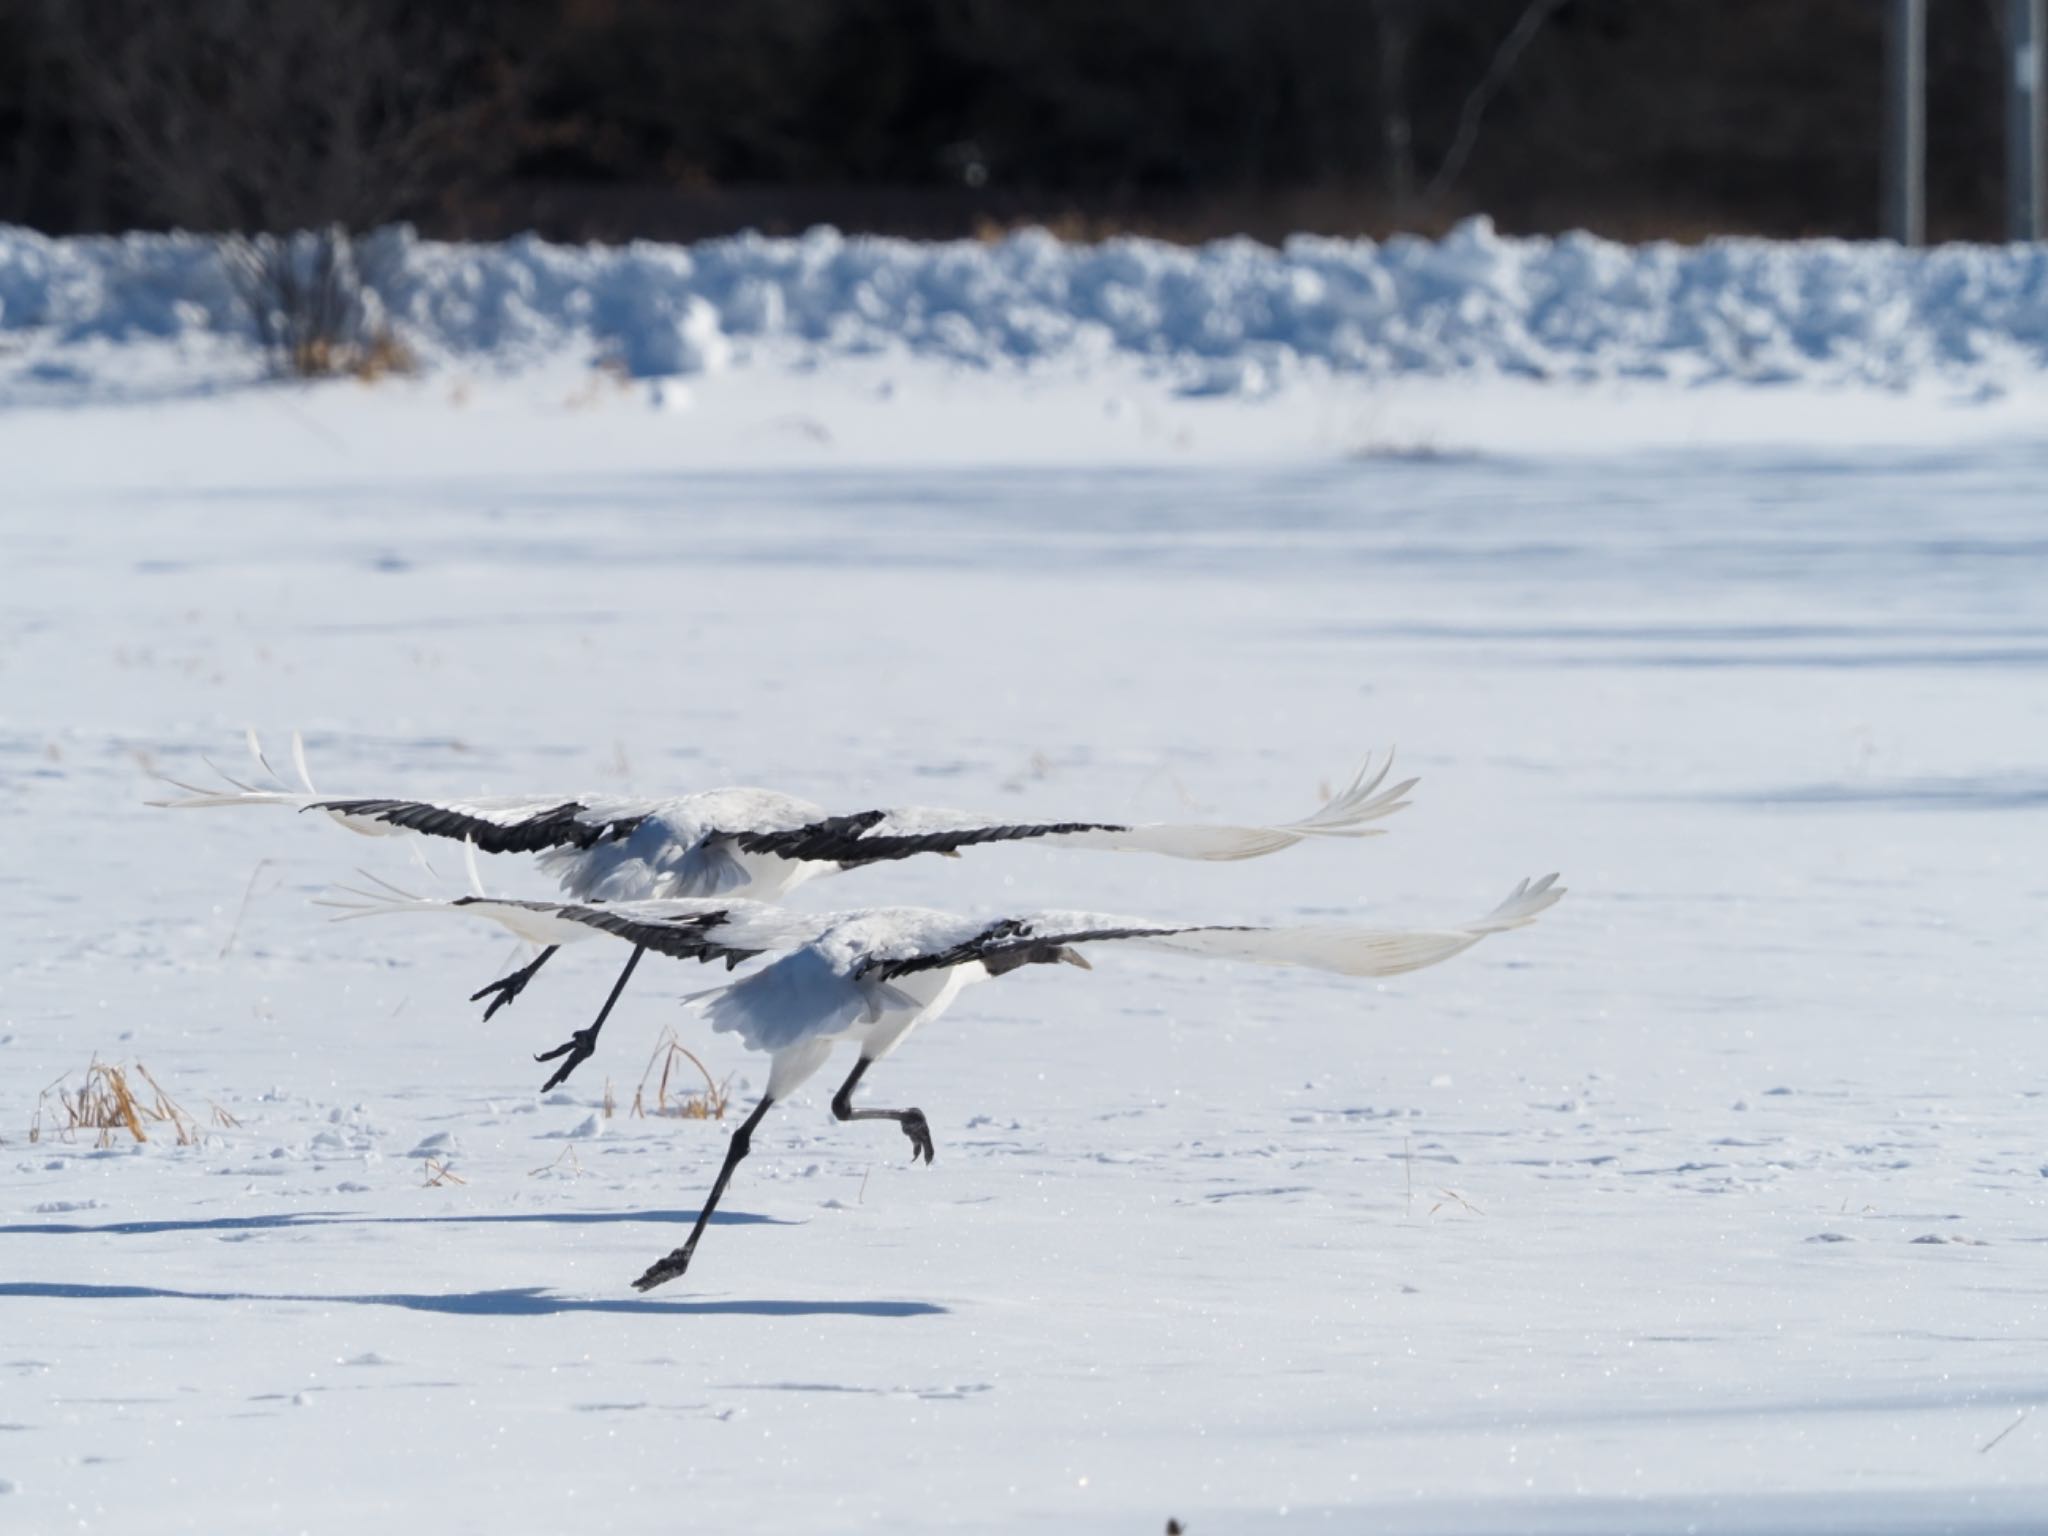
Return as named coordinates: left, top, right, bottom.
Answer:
left=311, top=870, right=437, bottom=920
left=290, top=731, right=317, bottom=794
left=358, top=866, right=426, bottom=901
left=200, top=754, right=259, bottom=794
left=405, top=837, right=447, bottom=885
left=246, top=728, right=281, bottom=790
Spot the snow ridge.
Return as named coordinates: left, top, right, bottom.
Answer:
left=5, top=217, right=2048, bottom=397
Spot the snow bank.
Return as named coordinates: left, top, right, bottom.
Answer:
left=5, top=218, right=2048, bottom=396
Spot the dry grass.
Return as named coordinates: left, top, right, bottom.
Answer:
left=421, top=1156, right=465, bottom=1187
left=1429, top=1188, right=1485, bottom=1218
left=218, top=858, right=277, bottom=960
left=528, top=1146, right=585, bottom=1179
left=31, top=1058, right=202, bottom=1148
left=628, top=1027, right=732, bottom=1121
left=275, top=325, right=414, bottom=381
left=345, top=326, right=415, bottom=382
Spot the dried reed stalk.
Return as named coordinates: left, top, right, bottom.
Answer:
left=629, top=1028, right=731, bottom=1121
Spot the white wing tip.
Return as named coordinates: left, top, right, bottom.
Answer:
left=145, top=731, right=325, bottom=809
left=290, top=731, right=317, bottom=794
left=1480, top=873, right=1566, bottom=931
left=311, top=868, right=445, bottom=922
left=1290, top=751, right=1417, bottom=835
left=144, top=786, right=311, bottom=810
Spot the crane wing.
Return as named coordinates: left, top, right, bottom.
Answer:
left=876, top=876, right=1562, bottom=980
left=153, top=786, right=651, bottom=854
left=733, top=753, right=1416, bottom=868
left=149, top=734, right=653, bottom=853
left=314, top=886, right=826, bottom=966
left=694, top=875, right=1563, bottom=1047
left=157, top=736, right=1407, bottom=876
left=1104, top=874, right=1565, bottom=977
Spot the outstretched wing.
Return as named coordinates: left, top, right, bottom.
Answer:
left=1114, top=874, right=1565, bottom=977
left=158, top=788, right=650, bottom=854
left=156, top=736, right=1407, bottom=882
left=733, top=754, right=1417, bottom=869
left=315, top=886, right=826, bottom=967
left=698, top=875, right=1565, bottom=1050
left=868, top=875, right=1565, bottom=982
left=864, top=916, right=1194, bottom=979
left=147, top=732, right=651, bottom=854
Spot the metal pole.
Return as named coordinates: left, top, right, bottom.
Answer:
left=1375, top=0, right=1414, bottom=217
left=1884, top=0, right=1926, bottom=244
left=1883, top=0, right=1925, bottom=244
left=2010, top=0, right=2047, bottom=240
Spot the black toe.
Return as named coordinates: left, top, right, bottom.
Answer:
left=633, top=1251, right=689, bottom=1291
left=901, top=1112, right=935, bottom=1164
left=534, top=1029, right=598, bottom=1091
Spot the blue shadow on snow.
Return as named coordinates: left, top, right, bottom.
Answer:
left=0, top=1281, right=944, bottom=1319
left=0, top=1208, right=791, bottom=1238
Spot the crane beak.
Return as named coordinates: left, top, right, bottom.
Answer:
left=1057, top=946, right=1092, bottom=970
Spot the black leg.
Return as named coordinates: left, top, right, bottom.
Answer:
left=470, top=944, right=559, bottom=1022
left=632, top=1093, right=776, bottom=1292
left=534, top=945, right=645, bottom=1092
left=830, top=1055, right=934, bottom=1165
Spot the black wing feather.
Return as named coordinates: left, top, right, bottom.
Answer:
left=448, top=897, right=761, bottom=966
left=733, top=812, right=1126, bottom=868
left=866, top=918, right=1218, bottom=979
left=310, top=799, right=645, bottom=856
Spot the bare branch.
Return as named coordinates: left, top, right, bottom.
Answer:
left=1422, top=0, right=1570, bottom=208
left=39, top=0, right=519, bottom=234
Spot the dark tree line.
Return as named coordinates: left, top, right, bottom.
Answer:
left=0, top=0, right=2021, bottom=244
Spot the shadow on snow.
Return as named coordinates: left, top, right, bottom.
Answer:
left=0, top=1281, right=945, bottom=1319
left=0, top=1208, right=793, bottom=1238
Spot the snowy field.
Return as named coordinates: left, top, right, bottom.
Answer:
left=3, top=228, right=2048, bottom=1533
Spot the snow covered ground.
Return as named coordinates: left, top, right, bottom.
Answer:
left=2, top=230, right=2047, bottom=1533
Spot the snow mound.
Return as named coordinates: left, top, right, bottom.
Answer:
left=6, top=217, right=2048, bottom=399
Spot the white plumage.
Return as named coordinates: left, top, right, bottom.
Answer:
left=325, top=875, right=1565, bottom=1290
left=158, top=734, right=1417, bottom=1082
left=152, top=732, right=1417, bottom=902
left=162, top=731, right=1563, bottom=1293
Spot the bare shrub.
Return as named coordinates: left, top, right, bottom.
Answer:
left=221, top=228, right=414, bottom=380
left=41, top=0, right=516, bottom=378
